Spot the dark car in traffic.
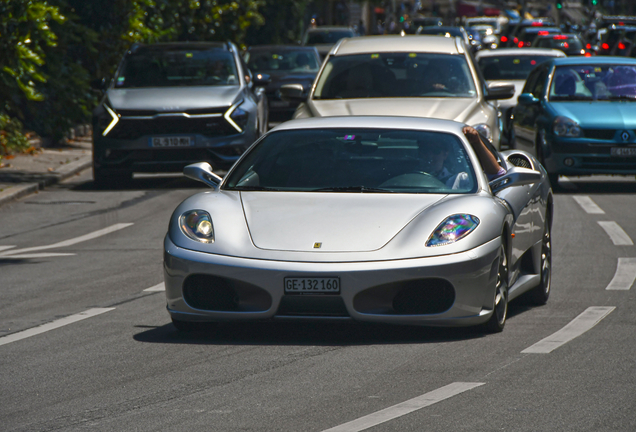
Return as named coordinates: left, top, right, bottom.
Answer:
left=245, top=45, right=321, bottom=123
left=534, top=34, right=592, bottom=56
left=92, top=42, right=268, bottom=185
left=302, top=26, right=359, bottom=59
left=512, top=57, right=636, bottom=185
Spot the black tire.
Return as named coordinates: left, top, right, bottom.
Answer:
left=484, top=239, right=509, bottom=333
left=528, top=220, right=552, bottom=305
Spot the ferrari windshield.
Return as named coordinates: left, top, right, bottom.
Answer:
left=313, top=53, right=476, bottom=99
left=224, top=128, right=477, bottom=194
left=479, top=55, right=556, bottom=80
left=549, top=64, right=636, bottom=101
left=115, top=49, right=239, bottom=88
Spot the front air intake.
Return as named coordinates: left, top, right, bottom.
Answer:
left=182, top=274, right=272, bottom=312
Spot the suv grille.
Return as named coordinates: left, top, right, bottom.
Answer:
left=108, top=115, right=237, bottom=140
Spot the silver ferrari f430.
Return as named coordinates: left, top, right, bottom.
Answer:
left=164, top=116, right=553, bottom=333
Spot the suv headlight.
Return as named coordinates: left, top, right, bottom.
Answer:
left=553, top=116, right=581, bottom=137
left=225, top=100, right=249, bottom=133
left=426, top=214, right=480, bottom=247
left=180, top=210, right=214, bottom=243
left=98, top=103, right=120, bottom=136
left=473, top=123, right=492, bottom=142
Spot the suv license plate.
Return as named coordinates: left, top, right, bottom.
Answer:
left=611, top=147, right=636, bottom=157
left=150, top=136, right=194, bottom=147
left=284, top=277, right=340, bottom=294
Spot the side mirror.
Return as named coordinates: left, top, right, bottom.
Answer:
left=517, top=93, right=539, bottom=105
left=183, top=162, right=223, bottom=189
left=489, top=166, right=542, bottom=194
left=91, top=78, right=107, bottom=90
left=252, top=73, right=271, bottom=87
left=485, top=83, right=515, bottom=100
left=280, top=83, right=306, bottom=103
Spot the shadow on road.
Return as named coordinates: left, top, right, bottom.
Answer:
left=553, top=176, right=636, bottom=195
left=69, top=175, right=208, bottom=192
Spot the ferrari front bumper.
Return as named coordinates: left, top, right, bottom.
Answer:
left=164, top=235, right=501, bottom=327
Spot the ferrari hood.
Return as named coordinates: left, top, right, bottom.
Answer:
left=107, top=85, right=241, bottom=112
left=310, top=98, right=479, bottom=122
left=241, top=192, right=446, bottom=252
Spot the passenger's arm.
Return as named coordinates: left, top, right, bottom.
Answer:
left=462, top=126, right=505, bottom=178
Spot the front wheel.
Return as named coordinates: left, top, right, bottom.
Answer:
left=528, top=221, right=552, bottom=305
left=484, top=239, right=509, bottom=333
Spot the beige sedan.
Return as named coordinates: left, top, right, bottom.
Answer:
left=282, top=35, right=514, bottom=149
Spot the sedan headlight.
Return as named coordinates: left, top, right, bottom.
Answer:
left=426, top=214, right=480, bottom=247
left=180, top=210, right=215, bottom=243
left=225, top=100, right=249, bottom=133
left=473, top=123, right=492, bottom=142
left=553, top=116, right=581, bottom=137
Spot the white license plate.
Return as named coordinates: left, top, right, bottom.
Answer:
left=150, top=136, right=194, bottom=147
left=611, top=147, right=636, bottom=157
left=284, top=277, right=340, bottom=294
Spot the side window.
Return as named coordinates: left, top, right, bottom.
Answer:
left=530, top=69, right=548, bottom=98
left=522, top=69, right=540, bottom=94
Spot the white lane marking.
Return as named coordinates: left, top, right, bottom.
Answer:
left=0, top=223, right=134, bottom=256
left=0, top=308, right=115, bottom=347
left=0, top=246, right=16, bottom=252
left=144, top=282, right=165, bottom=292
left=521, top=306, right=615, bottom=354
left=1, top=253, right=76, bottom=259
left=572, top=196, right=605, bottom=214
left=597, top=221, right=633, bottom=246
left=321, top=382, right=484, bottom=432
left=560, top=176, right=577, bottom=190
left=606, top=258, right=636, bottom=290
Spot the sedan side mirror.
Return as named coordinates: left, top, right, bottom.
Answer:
left=485, top=83, right=515, bottom=100
left=252, top=73, right=271, bottom=87
left=280, top=83, right=306, bottom=103
left=489, top=166, right=542, bottom=194
left=517, top=93, right=539, bottom=105
left=184, top=162, right=223, bottom=189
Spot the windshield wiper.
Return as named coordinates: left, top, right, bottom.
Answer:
left=230, top=185, right=282, bottom=191
left=607, top=95, right=636, bottom=101
left=312, top=186, right=395, bottom=193
left=551, top=95, right=593, bottom=101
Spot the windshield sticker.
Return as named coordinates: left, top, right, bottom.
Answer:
left=513, top=59, right=521, bottom=64
left=371, top=54, right=379, bottom=59
left=344, top=135, right=356, bottom=141
left=409, top=53, right=417, bottom=58
left=185, top=53, right=193, bottom=58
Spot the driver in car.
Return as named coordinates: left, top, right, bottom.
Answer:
left=419, top=126, right=506, bottom=189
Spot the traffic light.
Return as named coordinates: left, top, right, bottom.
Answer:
left=591, top=0, right=598, bottom=5
left=556, top=0, right=562, bottom=9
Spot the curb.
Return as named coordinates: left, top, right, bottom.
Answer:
left=0, top=156, right=92, bottom=207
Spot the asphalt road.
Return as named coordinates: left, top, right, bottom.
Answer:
left=1, top=170, right=635, bottom=431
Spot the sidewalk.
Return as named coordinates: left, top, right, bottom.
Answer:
left=0, top=136, right=93, bottom=207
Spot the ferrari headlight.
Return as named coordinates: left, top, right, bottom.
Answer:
left=180, top=210, right=214, bottom=243
left=473, top=123, right=492, bottom=142
left=426, top=214, right=480, bottom=247
left=553, top=116, right=581, bottom=137
left=225, top=100, right=248, bottom=133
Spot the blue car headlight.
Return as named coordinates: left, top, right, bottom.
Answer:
left=553, top=116, right=581, bottom=137
left=180, top=210, right=214, bottom=243
left=426, top=214, right=480, bottom=247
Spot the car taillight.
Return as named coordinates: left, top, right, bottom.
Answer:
left=602, top=43, right=609, bottom=49
left=501, top=36, right=508, bottom=42
left=619, top=42, right=626, bottom=50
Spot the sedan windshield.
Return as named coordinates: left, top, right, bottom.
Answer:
left=115, top=50, right=239, bottom=88
left=313, top=53, right=476, bottom=99
left=245, top=50, right=320, bottom=73
left=549, top=64, right=636, bottom=101
left=224, top=128, right=477, bottom=194
left=479, top=55, right=555, bottom=80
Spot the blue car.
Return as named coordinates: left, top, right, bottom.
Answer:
left=512, top=57, right=636, bottom=185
